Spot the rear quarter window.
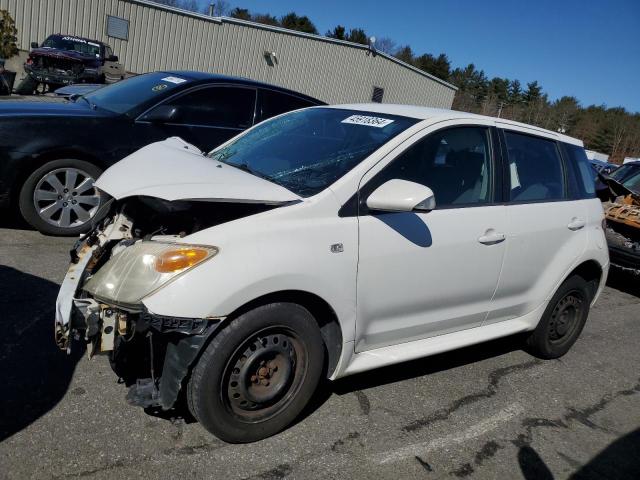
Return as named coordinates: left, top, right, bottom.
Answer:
left=259, top=89, right=318, bottom=122
left=562, top=143, right=596, bottom=199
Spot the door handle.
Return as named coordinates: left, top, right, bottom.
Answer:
left=478, top=231, right=506, bottom=245
left=567, top=218, right=586, bottom=231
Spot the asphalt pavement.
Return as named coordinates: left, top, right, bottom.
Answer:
left=1, top=225, right=639, bottom=480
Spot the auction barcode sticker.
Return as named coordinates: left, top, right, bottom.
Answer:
left=341, top=115, right=394, bottom=128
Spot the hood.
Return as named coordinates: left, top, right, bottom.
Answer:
left=604, top=174, right=640, bottom=199
left=0, top=97, right=108, bottom=118
left=30, top=47, right=99, bottom=64
left=95, top=137, right=302, bottom=204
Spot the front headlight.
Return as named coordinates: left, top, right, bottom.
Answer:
left=83, top=241, right=218, bottom=307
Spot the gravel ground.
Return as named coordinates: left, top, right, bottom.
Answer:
left=1, top=226, right=639, bottom=480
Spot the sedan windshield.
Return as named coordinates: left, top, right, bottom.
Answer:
left=209, top=108, right=419, bottom=197
left=83, top=72, right=190, bottom=115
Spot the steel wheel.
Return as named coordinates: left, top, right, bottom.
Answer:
left=187, top=303, right=325, bottom=443
left=32, top=167, right=100, bottom=228
left=525, top=275, right=592, bottom=359
left=222, top=327, right=305, bottom=423
left=548, top=290, right=584, bottom=343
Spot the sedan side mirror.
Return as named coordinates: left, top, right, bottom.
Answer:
left=366, top=179, right=436, bottom=213
left=141, top=105, right=181, bottom=123
left=30, top=41, right=38, bottom=49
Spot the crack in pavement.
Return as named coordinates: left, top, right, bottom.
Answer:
left=512, top=378, right=640, bottom=448
left=242, top=463, right=292, bottom=480
left=448, top=378, right=640, bottom=477
left=354, top=390, right=371, bottom=415
left=402, top=359, right=541, bottom=433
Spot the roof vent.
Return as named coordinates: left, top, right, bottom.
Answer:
left=371, top=86, right=384, bottom=103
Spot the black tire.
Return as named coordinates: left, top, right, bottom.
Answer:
left=525, top=275, right=592, bottom=359
left=187, top=303, right=325, bottom=443
left=15, top=75, right=38, bottom=95
left=18, top=159, right=103, bottom=236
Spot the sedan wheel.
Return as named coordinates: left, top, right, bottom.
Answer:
left=33, top=167, right=100, bottom=229
left=19, top=159, right=103, bottom=236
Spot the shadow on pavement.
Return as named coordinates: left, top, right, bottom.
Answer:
left=0, top=207, right=31, bottom=231
left=331, top=334, right=525, bottom=394
left=291, top=333, right=526, bottom=427
left=518, top=428, right=640, bottom=479
left=606, top=268, right=640, bottom=298
left=0, top=265, right=82, bottom=442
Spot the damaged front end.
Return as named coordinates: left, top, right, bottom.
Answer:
left=54, top=136, right=301, bottom=411
left=55, top=195, right=280, bottom=410
left=604, top=193, right=640, bottom=275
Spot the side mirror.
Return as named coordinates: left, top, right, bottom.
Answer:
left=107, top=54, right=119, bottom=62
left=141, top=105, right=180, bottom=123
left=366, top=179, right=436, bottom=213
left=30, top=41, right=38, bottom=49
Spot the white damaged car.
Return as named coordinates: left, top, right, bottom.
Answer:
left=55, top=105, right=609, bottom=443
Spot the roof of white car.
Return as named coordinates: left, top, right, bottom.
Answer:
left=331, top=103, right=583, bottom=147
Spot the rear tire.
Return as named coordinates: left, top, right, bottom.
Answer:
left=18, top=159, right=103, bottom=236
left=525, top=275, right=591, bottom=359
left=187, top=303, right=325, bottom=443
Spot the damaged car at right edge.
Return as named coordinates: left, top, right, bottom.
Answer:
left=55, top=105, right=609, bottom=443
left=598, top=163, right=640, bottom=275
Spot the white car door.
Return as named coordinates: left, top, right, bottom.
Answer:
left=484, top=128, right=589, bottom=324
left=355, top=123, right=508, bottom=352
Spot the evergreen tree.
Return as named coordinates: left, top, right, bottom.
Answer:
left=394, top=45, right=415, bottom=65
left=279, top=12, right=318, bottom=34
left=0, top=9, right=17, bottom=60
left=229, top=7, right=251, bottom=20
left=326, top=25, right=346, bottom=40
left=345, top=28, right=368, bottom=45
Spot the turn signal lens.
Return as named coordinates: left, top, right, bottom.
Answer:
left=154, top=247, right=215, bottom=273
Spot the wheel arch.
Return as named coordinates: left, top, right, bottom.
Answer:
left=222, top=290, right=344, bottom=379
left=564, top=259, right=604, bottom=302
left=10, top=148, right=106, bottom=205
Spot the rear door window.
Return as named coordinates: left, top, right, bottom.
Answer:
left=504, top=131, right=566, bottom=202
left=165, top=86, right=256, bottom=129
left=258, top=89, right=317, bottom=122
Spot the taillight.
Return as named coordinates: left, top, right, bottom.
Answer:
left=26, top=56, right=33, bottom=65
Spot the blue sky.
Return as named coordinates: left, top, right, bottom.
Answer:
left=198, top=0, right=639, bottom=112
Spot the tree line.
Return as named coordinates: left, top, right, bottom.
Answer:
left=152, top=1, right=639, bottom=163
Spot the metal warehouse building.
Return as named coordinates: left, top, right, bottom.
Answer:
left=1, top=0, right=456, bottom=107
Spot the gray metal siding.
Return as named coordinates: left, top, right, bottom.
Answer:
left=2, top=0, right=455, bottom=108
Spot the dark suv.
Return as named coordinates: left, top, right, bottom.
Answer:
left=16, top=34, right=125, bottom=94
left=0, top=71, right=324, bottom=235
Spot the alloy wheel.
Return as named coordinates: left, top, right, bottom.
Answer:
left=33, top=167, right=101, bottom=228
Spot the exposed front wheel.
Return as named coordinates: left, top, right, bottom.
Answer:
left=18, top=159, right=103, bottom=236
left=525, top=275, right=591, bottom=359
left=187, top=303, right=325, bottom=443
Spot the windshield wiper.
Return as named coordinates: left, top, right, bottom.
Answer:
left=219, top=160, right=273, bottom=183
left=75, top=95, right=97, bottom=110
